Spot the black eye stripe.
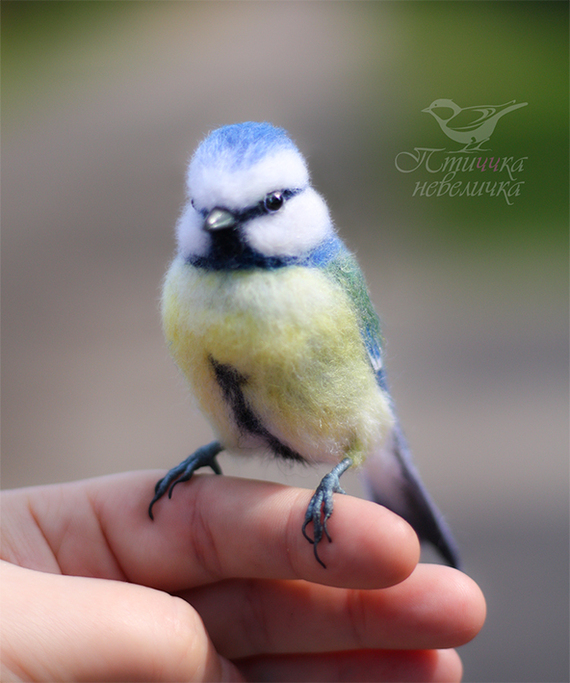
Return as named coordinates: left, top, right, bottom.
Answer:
left=192, top=188, right=302, bottom=223
left=240, top=187, right=302, bottom=222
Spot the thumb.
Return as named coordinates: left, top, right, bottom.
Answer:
left=1, top=561, right=242, bottom=682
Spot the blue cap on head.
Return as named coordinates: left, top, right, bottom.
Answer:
left=186, top=121, right=310, bottom=212
left=193, top=122, right=299, bottom=171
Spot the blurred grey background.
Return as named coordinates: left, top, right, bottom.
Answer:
left=2, top=2, right=568, bottom=681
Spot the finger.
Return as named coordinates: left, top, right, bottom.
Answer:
left=0, top=561, right=243, bottom=683
left=102, top=471, right=420, bottom=590
left=8, top=471, right=418, bottom=590
left=183, top=565, right=486, bottom=658
left=236, top=648, right=463, bottom=683
left=7, top=471, right=419, bottom=590
left=4, top=474, right=417, bottom=595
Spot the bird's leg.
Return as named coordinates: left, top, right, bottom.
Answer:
left=148, top=440, right=224, bottom=519
left=458, top=138, right=491, bottom=152
left=302, top=457, right=352, bottom=568
left=470, top=138, right=491, bottom=152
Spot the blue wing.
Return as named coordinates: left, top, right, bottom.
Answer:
left=322, top=241, right=461, bottom=568
left=320, top=242, right=387, bottom=381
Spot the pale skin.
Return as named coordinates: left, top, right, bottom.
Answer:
left=0, top=471, right=486, bottom=682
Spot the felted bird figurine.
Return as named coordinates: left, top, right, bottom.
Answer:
left=422, top=99, right=527, bottom=151
left=149, top=122, right=460, bottom=569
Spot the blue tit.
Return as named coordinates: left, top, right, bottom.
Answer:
left=149, top=122, right=460, bottom=569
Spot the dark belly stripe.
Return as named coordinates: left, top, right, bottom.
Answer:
left=208, top=356, right=305, bottom=462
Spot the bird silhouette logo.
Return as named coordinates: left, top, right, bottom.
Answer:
left=422, top=99, right=528, bottom=152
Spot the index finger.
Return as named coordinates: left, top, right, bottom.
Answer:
left=93, top=470, right=420, bottom=591
left=3, top=470, right=420, bottom=591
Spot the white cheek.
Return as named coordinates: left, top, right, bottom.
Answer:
left=175, top=203, right=208, bottom=258
left=245, top=189, right=333, bottom=257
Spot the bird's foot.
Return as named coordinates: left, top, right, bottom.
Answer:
left=453, top=138, right=491, bottom=153
left=148, top=441, right=223, bottom=519
left=302, top=457, right=352, bottom=568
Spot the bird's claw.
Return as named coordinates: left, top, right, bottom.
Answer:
left=149, top=441, right=223, bottom=519
left=302, top=458, right=351, bottom=568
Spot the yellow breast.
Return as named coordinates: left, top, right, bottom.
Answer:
left=162, top=257, right=394, bottom=464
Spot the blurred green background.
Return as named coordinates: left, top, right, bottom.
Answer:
left=2, top=2, right=568, bottom=681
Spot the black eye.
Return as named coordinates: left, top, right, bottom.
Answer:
left=263, top=191, right=284, bottom=213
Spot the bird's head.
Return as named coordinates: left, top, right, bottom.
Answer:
left=421, top=99, right=460, bottom=121
left=176, top=122, right=334, bottom=269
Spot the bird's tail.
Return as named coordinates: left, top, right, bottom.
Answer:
left=503, top=101, right=528, bottom=112
left=360, top=424, right=461, bottom=569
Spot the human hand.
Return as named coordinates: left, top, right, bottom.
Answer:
left=1, top=471, right=485, bottom=681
